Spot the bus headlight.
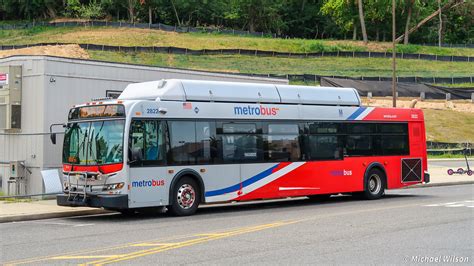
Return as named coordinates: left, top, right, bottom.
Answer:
left=103, top=182, right=125, bottom=191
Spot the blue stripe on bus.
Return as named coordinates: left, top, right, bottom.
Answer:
left=205, top=164, right=279, bottom=197
left=346, top=107, right=366, bottom=120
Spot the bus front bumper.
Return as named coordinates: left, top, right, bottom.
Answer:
left=57, top=194, right=128, bottom=210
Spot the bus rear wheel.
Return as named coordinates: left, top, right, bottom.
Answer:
left=363, top=168, right=386, bottom=200
left=168, top=177, right=201, bottom=216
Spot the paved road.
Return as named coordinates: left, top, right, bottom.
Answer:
left=1, top=184, right=473, bottom=265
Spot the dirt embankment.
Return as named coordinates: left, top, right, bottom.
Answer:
left=0, top=44, right=90, bottom=59
left=363, top=97, right=474, bottom=113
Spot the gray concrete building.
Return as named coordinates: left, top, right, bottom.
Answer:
left=0, top=55, right=287, bottom=195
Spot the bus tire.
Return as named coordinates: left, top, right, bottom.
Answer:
left=168, top=176, right=201, bottom=216
left=363, top=168, right=386, bottom=200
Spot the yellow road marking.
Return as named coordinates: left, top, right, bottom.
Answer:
left=51, top=255, right=124, bottom=260
left=3, top=233, right=197, bottom=266
left=195, top=233, right=231, bottom=237
left=86, top=221, right=296, bottom=265
left=131, top=243, right=178, bottom=247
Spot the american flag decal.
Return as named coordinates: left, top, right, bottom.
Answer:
left=182, top=102, right=192, bottom=109
left=0, top=73, right=7, bottom=81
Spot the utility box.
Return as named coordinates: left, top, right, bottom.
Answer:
left=8, top=161, right=27, bottom=195
left=0, top=65, right=22, bottom=130
left=9, top=161, right=24, bottom=178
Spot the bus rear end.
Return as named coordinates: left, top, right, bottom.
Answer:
left=56, top=103, right=129, bottom=210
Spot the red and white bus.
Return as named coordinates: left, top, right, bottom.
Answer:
left=55, top=79, right=429, bottom=216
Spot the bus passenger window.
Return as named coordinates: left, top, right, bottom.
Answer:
left=144, top=121, right=159, bottom=160
left=169, top=121, right=196, bottom=165
left=265, top=124, right=300, bottom=162
left=130, top=120, right=144, bottom=161
left=129, top=120, right=165, bottom=164
left=218, top=123, right=262, bottom=163
left=345, top=135, right=374, bottom=156
left=195, top=122, right=215, bottom=163
left=307, top=135, right=341, bottom=160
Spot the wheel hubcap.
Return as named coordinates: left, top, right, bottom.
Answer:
left=177, top=184, right=195, bottom=209
left=369, top=174, right=381, bottom=194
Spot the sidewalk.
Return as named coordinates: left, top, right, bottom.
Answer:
left=0, top=200, right=110, bottom=223
left=407, top=166, right=474, bottom=189
left=411, top=163, right=473, bottom=188
left=0, top=167, right=472, bottom=223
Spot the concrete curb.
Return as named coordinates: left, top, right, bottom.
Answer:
left=405, top=180, right=474, bottom=189
left=0, top=209, right=111, bottom=223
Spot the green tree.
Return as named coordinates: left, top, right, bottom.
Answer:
left=17, top=0, right=61, bottom=19
left=321, top=0, right=358, bottom=39
left=356, top=0, right=367, bottom=43
left=139, top=0, right=161, bottom=24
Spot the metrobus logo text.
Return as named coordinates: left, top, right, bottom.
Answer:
left=234, top=105, right=280, bottom=116
left=330, top=170, right=352, bottom=176
left=132, top=179, right=165, bottom=188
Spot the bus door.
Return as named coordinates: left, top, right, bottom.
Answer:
left=213, top=121, right=263, bottom=201
left=128, top=120, right=169, bottom=207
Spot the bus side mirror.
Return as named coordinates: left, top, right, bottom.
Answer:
left=50, top=133, right=57, bottom=145
left=49, top=123, right=66, bottom=145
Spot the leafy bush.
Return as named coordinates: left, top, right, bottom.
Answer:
left=63, top=0, right=81, bottom=18
left=78, top=1, right=104, bottom=19
left=335, top=43, right=366, bottom=52
left=302, top=42, right=327, bottom=52
left=64, top=0, right=104, bottom=19
left=395, top=44, right=421, bottom=54
left=24, top=26, right=50, bottom=36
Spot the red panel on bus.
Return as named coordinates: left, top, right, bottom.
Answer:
left=363, top=108, right=423, bottom=122
left=62, top=163, right=123, bottom=174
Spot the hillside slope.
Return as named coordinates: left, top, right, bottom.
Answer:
left=1, top=26, right=473, bottom=79
left=1, top=26, right=473, bottom=56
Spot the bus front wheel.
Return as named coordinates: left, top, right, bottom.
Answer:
left=363, top=168, right=386, bottom=200
left=168, top=176, right=201, bottom=216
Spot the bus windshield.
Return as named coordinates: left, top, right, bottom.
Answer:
left=63, top=120, right=125, bottom=165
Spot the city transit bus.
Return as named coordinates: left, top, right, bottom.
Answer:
left=55, top=79, right=429, bottom=216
